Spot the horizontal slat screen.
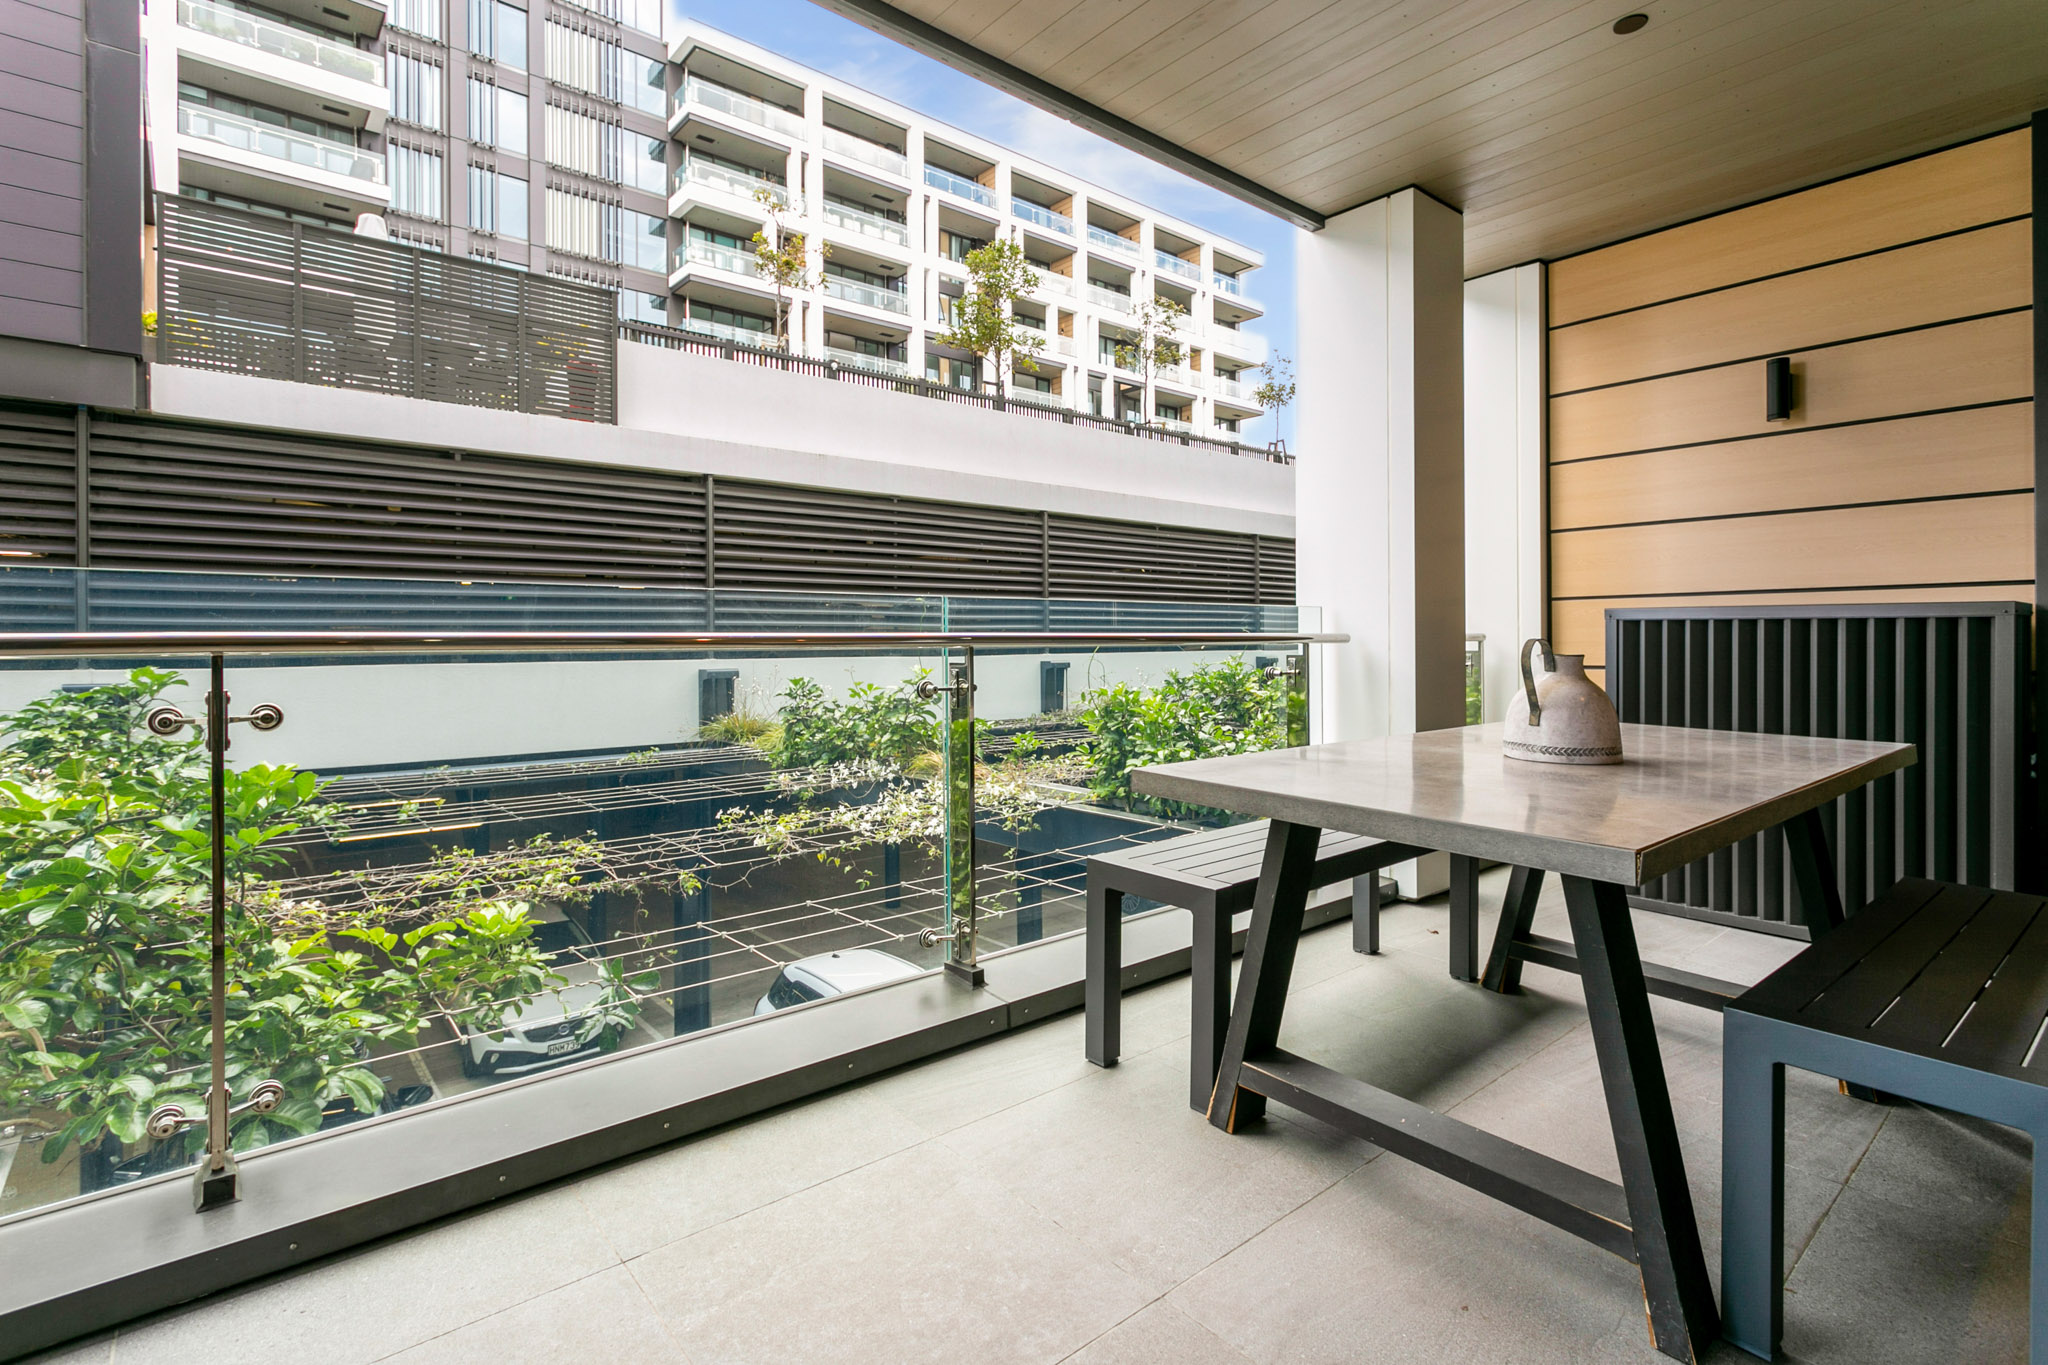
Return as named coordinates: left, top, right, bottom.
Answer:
left=1547, top=129, right=2035, bottom=674
left=0, top=401, right=1295, bottom=625
left=1607, top=604, right=2032, bottom=931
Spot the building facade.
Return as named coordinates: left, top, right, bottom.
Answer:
left=135, top=7, right=1269, bottom=444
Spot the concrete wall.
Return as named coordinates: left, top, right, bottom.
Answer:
left=1463, top=263, right=1546, bottom=722
left=149, top=349, right=1294, bottom=539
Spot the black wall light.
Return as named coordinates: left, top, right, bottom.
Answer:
left=1765, top=356, right=1796, bottom=421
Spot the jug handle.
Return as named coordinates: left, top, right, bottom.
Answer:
left=1519, top=638, right=1556, bottom=726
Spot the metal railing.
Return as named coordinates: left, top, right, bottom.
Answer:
left=177, top=103, right=384, bottom=184
left=923, top=165, right=995, bottom=208
left=823, top=273, right=910, bottom=314
left=1154, top=251, right=1200, bottom=282
left=1013, top=198, right=1075, bottom=236
left=1086, top=285, right=1132, bottom=313
left=823, top=127, right=909, bottom=177
left=620, top=320, right=1292, bottom=462
left=675, top=158, right=791, bottom=208
left=675, top=238, right=757, bottom=277
left=178, top=0, right=383, bottom=85
left=1087, top=224, right=1139, bottom=259
left=678, top=76, right=806, bottom=139
left=820, top=198, right=910, bottom=246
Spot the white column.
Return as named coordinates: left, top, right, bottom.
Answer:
left=1464, top=263, right=1546, bottom=721
left=1296, top=188, right=1464, bottom=899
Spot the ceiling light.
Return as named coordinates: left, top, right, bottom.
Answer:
left=1612, top=12, right=1647, bottom=33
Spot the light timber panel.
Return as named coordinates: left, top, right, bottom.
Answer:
left=1545, top=130, right=2035, bottom=673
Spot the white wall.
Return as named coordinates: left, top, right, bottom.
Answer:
left=1463, top=264, right=1546, bottom=722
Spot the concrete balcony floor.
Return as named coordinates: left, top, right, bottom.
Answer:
left=29, top=867, right=2030, bottom=1364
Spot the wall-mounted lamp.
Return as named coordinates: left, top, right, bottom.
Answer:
left=1765, top=356, right=1796, bottom=421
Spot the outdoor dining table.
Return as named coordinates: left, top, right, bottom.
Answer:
left=1133, top=720, right=1914, bottom=1362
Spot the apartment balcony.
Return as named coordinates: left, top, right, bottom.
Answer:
left=678, top=315, right=776, bottom=349
left=823, top=273, right=910, bottom=315
left=1014, top=198, right=1076, bottom=238
left=1208, top=327, right=1267, bottom=365
left=669, top=159, right=792, bottom=219
left=1049, top=334, right=1078, bottom=358
left=174, top=101, right=387, bottom=216
left=1210, top=373, right=1264, bottom=409
left=670, top=76, right=806, bottom=142
left=923, top=165, right=997, bottom=211
left=1086, top=285, right=1132, bottom=314
left=1086, top=224, right=1140, bottom=261
left=1031, top=269, right=1075, bottom=299
left=1154, top=250, right=1201, bottom=283
left=822, top=127, right=909, bottom=179
left=826, top=346, right=910, bottom=377
left=819, top=198, right=910, bottom=249
left=669, top=238, right=761, bottom=290
left=174, top=0, right=385, bottom=130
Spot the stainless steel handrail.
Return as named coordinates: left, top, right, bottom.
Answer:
left=0, top=629, right=1346, bottom=659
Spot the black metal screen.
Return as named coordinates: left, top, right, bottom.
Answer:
left=157, top=196, right=616, bottom=423
left=1605, top=603, right=2034, bottom=935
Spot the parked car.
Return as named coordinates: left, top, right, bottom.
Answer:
left=753, top=949, right=924, bottom=1015
left=458, top=906, right=615, bottom=1077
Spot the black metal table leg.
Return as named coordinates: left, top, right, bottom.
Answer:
left=1207, top=820, right=1322, bottom=1131
left=1449, top=855, right=1480, bottom=981
left=1189, top=901, right=1234, bottom=1113
left=1483, top=865, right=1545, bottom=992
left=1084, top=882, right=1122, bottom=1068
left=1784, top=809, right=1846, bottom=935
left=1562, top=874, right=1719, bottom=1361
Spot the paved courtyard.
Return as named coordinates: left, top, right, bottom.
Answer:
left=30, top=867, right=2033, bottom=1364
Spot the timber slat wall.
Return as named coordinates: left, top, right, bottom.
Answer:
left=1547, top=129, right=2035, bottom=674
left=0, top=401, right=1294, bottom=609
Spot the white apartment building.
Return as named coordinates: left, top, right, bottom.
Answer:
left=665, top=28, right=1270, bottom=441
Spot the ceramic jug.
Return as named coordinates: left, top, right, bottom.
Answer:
left=1502, top=638, right=1624, bottom=765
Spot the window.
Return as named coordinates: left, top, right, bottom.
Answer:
left=629, top=135, right=667, bottom=194
left=468, top=166, right=528, bottom=239
left=468, top=79, right=527, bottom=154
left=618, top=290, right=668, bottom=325
left=544, top=102, right=597, bottom=174
left=545, top=22, right=627, bottom=101
left=624, top=0, right=660, bottom=35
left=1087, top=276, right=1129, bottom=296
left=940, top=230, right=985, bottom=264
left=386, top=52, right=443, bottom=129
left=545, top=186, right=605, bottom=259
left=925, top=354, right=978, bottom=391
left=628, top=212, right=666, bottom=272
left=688, top=223, right=749, bottom=251
left=389, top=144, right=444, bottom=220
left=389, top=0, right=442, bottom=40
left=182, top=185, right=348, bottom=230
left=631, top=55, right=665, bottom=114
left=688, top=302, right=772, bottom=334
left=1015, top=373, right=1052, bottom=394
left=468, top=0, right=526, bottom=70
left=825, top=260, right=902, bottom=292
left=1216, top=417, right=1239, bottom=433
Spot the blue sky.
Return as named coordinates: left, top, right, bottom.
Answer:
left=672, top=0, right=1297, bottom=443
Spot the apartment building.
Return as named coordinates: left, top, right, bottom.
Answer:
left=140, top=0, right=671, bottom=302
left=665, top=28, right=1269, bottom=440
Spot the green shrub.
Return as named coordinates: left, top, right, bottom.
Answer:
left=1079, top=657, right=1283, bottom=816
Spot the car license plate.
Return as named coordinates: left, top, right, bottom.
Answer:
left=547, top=1039, right=578, bottom=1056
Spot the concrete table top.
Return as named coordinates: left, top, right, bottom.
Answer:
left=1133, top=723, right=1916, bottom=886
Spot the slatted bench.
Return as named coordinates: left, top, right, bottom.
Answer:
left=1721, top=877, right=2048, bottom=1363
left=1085, top=821, right=1430, bottom=1111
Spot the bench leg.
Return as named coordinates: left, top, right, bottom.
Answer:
left=1449, top=854, right=1480, bottom=981
left=1351, top=872, right=1380, bottom=954
left=1720, top=1012, right=1785, bottom=1361
left=1189, top=904, right=1231, bottom=1112
left=1482, top=865, right=1545, bottom=993
left=1084, top=883, right=1122, bottom=1068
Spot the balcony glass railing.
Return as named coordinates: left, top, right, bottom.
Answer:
left=827, top=346, right=908, bottom=376
left=1006, top=384, right=1054, bottom=403
left=680, top=316, right=775, bottom=348
left=1013, top=198, right=1075, bottom=236
left=676, top=159, right=791, bottom=209
left=1087, top=224, right=1139, bottom=259
left=1031, top=269, right=1074, bottom=298
left=1209, top=327, right=1268, bottom=363
left=1213, top=374, right=1252, bottom=402
left=824, top=274, right=910, bottom=314
left=923, top=165, right=995, bottom=209
left=678, top=76, right=806, bottom=139
left=822, top=128, right=908, bottom=178
left=675, top=239, right=758, bottom=277
left=1051, top=335, right=1077, bottom=357
left=1154, top=251, right=1200, bottom=282
left=1086, top=285, right=1132, bottom=314
left=178, top=0, right=383, bottom=86
left=1213, top=271, right=1244, bottom=296
left=819, top=199, right=909, bottom=247
left=0, top=564, right=1318, bottom=1227
left=177, top=103, right=384, bottom=183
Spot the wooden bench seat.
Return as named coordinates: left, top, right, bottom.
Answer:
left=1084, top=820, right=1429, bottom=1111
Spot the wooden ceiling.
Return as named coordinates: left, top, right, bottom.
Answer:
left=812, top=0, right=2048, bottom=275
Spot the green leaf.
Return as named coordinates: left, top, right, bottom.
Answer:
left=1, top=997, right=51, bottom=1032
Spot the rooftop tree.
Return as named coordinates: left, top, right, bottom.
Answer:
left=1252, top=351, right=1297, bottom=454
left=752, top=186, right=827, bottom=350
left=939, top=237, right=1045, bottom=394
left=1112, top=295, right=1189, bottom=417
